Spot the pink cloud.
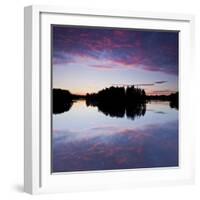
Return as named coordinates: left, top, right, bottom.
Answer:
left=53, top=26, right=178, bottom=75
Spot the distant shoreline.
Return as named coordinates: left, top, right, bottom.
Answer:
left=52, top=86, right=178, bottom=114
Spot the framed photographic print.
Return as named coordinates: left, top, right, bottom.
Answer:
left=24, top=5, right=195, bottom=194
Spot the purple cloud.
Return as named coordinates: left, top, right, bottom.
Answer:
left=52, top=121, right=178, bottom=172
left=154, top=81, right=167, bottom=84
left=52, top=26, right=178, bottom=75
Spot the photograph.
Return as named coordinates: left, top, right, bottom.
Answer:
left=51, top=25, right=179, bottom=173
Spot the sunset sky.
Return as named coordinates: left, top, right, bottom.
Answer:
left=52, top=26, right=178, bottom=95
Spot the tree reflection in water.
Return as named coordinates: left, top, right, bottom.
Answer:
left=86, top=99, right=146, bottom=120
left=52, top=87, right=178, bottom=117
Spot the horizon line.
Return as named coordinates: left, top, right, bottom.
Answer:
left=53, top=87, right=178, bottom=96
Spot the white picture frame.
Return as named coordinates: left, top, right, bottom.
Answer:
left=24, top=5, right=195, bottom=194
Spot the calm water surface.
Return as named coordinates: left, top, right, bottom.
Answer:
left=52, top=100, right=178, bottom=173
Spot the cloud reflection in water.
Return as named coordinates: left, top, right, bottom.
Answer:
left=52, top=120, right=178, bottom=172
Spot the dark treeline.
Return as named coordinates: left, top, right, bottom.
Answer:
left=147, top=92, right=178, bottom=109
left=53, top=88, right=86, bottom=114
left=86, top=85, right=146, bottom=103
left=53, top=89, right=73, bottom=114
left=85, top=86, right=146, bottom=120
left=52, top=86, right=178, bottom=114
left=169, top=92, right=178, bottom=109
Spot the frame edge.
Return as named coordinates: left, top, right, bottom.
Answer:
left=24, top=5, right=195, bottom=194
left=24, top=5, right=33, bottom=194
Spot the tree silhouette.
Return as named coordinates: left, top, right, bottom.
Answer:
left=52, top=86, right=178, bottom=114
left=52, top=89, right=73, bottom=114
left=85, top=85, right=146, bottom=119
